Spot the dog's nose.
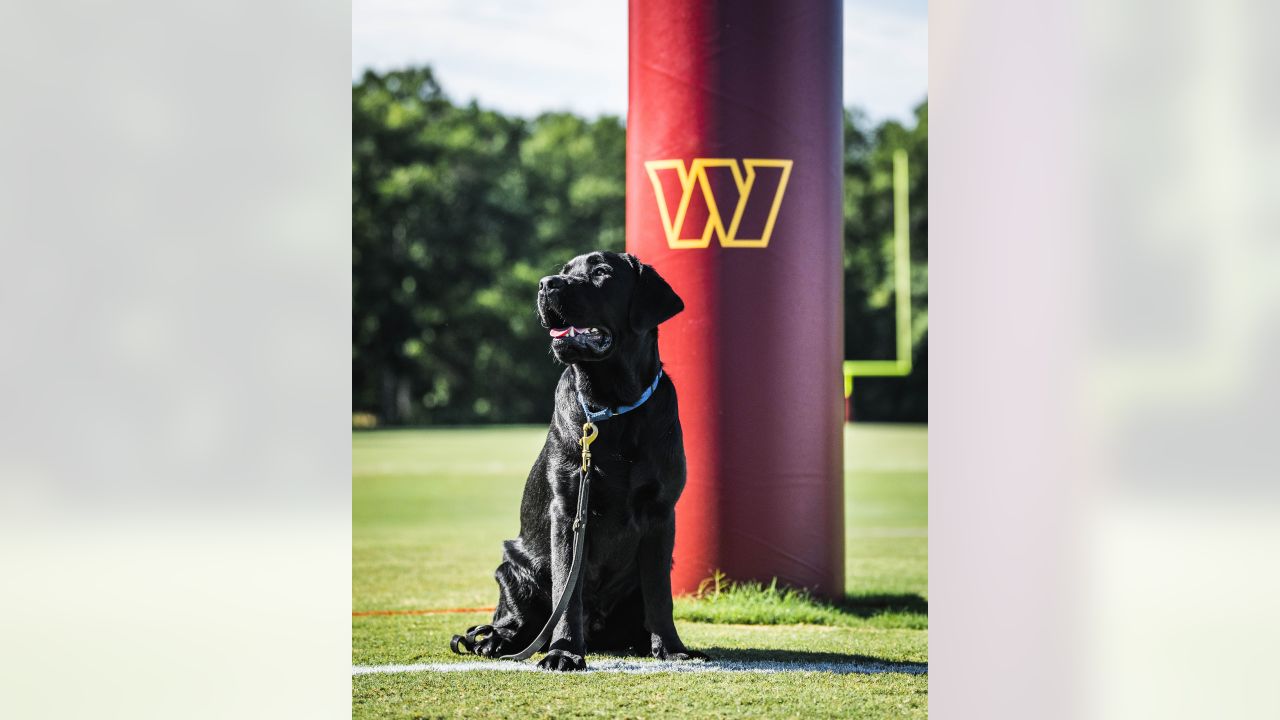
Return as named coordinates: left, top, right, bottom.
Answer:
left=540, top=275, right=566, bottom=292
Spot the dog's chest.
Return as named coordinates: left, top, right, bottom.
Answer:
left=587, top=444, right=669, bottom=528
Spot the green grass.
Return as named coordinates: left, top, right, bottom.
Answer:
left=674, top=577, right=927, bottom=631
left=354, top=424, right=927, bottom=719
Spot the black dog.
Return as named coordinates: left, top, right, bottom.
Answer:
left=449, top=251, right=706, bottom=671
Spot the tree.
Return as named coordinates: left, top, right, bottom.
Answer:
left=353, top=66, right=927, bottom=425
left=842, top=102, right=928, bottom=421
left=353, top=68, right=626, bottom=424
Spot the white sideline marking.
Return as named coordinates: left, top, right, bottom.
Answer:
left=353, top=658, right=926, bottom=676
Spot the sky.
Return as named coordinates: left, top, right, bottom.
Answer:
left=353, top=0, right=928, bottom=124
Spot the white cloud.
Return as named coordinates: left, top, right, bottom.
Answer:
left=844, top=1, right=930, bottom=121
left=353, top=0, right=926, bottom=122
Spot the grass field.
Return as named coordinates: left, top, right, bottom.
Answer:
left=353, top=424, right=927, bottom=719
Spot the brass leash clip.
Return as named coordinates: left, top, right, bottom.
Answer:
left=579, top=421, right=598, bottom=472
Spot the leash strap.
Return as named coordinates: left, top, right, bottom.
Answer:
left=497, top=370, right=662, bottom=662
left=499, top=421, right=598, bottom=661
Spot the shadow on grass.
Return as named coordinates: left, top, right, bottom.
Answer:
left=700, top=646, right=928, bottom=674
left=836, top=592, right=928, bottom=618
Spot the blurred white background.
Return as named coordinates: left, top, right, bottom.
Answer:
left=0, top=0, right=350, bottom=717
left=934, top=0, right=1280, bottom=716
left=1080, top=0, right=1280, bottom=716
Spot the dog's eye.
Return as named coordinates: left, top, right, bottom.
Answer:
left=592, top=266, right=610, bottom=278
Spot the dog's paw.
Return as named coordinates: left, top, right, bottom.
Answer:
left=538, top=649, right=586, bottom=672
left=654, top=648, right=709, bottom=662
left=450, top=625, right=508, bottom=657
left=472, top=632, right=508, bottom=658
left=651, top=638, right=709, bottom=662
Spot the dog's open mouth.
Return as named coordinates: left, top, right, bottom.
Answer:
left=548, top=325, right=613, bottom=356
left=548, top=326, right=602, bottom=339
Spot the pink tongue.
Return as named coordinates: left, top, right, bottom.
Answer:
left=549, top=327, right=587, bottom=338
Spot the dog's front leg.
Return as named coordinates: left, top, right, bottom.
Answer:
left=538, top=488, right=587, bottom=671
left=639, top=513, right=709, bottom=661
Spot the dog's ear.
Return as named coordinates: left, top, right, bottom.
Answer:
left=623, top=254, right=684, bottom=332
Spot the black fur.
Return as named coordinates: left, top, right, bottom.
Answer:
left=449, top=251, right=706, bottom=671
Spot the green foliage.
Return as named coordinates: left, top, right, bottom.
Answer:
left=843, top=104, right=929, bottom=421
left=353, top=66, right=927, bottom=424
left=353, top=67, right=626, bottom=424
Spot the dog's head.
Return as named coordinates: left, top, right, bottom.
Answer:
left=537, top=251, right=684, bottom=364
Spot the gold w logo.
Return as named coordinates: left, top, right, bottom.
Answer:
left=644, top=158, right=794, bottom=249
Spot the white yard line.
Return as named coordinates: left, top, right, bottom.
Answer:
left=353, top=658, right=926, bottom=676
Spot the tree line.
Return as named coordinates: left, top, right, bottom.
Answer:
left=354, top=66, right=927, bottom=425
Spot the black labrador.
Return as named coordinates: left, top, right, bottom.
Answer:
left=449, top=251, right=706, bottom=671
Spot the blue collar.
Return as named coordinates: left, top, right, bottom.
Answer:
left=577, top=369, right=664, bottom=424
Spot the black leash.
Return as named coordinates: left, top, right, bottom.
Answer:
left=451, top=369, right=662, bottom=662
left=496, top=421, right=597, bottom=661
left=450, top=421, right=598, bottom=661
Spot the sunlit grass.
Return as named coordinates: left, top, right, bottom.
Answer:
left=675, top=572, right=927, bottom=630
left=353, top=424, right=927, bottom=718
